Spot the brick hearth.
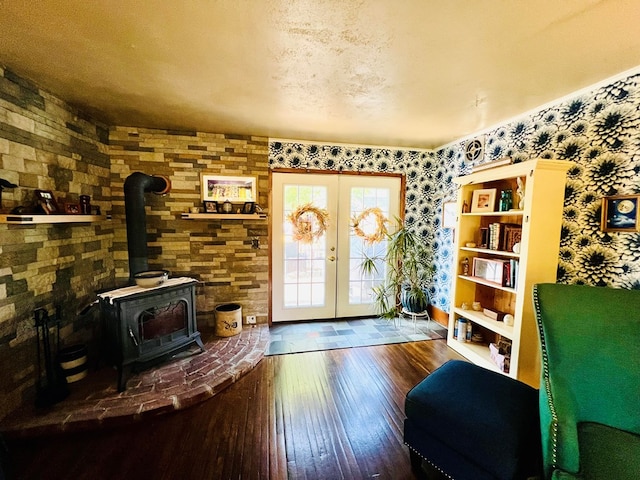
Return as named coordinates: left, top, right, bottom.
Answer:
left=0, top=325, right=269, bottom=438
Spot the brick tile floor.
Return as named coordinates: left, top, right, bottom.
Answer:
left=0, top=325, right=269, bottom=438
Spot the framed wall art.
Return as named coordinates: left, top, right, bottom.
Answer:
left=601, top=195, right=640, bottom=232
left=201, top=174, right=256, bottom=203
left=470, top=188, right=496, bottom=213
left=442, top=201, right=457, bottom=229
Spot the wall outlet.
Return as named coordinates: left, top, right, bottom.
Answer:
left=246, top=315, right=256, bottom=324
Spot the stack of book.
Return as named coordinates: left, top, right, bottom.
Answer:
left=485, top=222, right=522, bottom=252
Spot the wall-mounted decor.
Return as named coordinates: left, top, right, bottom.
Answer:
left=470, top=188, right=496, bottom=213
left=442, top=201, right=457, bottom=229
left=201, top=174, right=256, bottom=203
left=35, top=189, right=59, bottom=214
left=601, top=195, right=640, bottom=232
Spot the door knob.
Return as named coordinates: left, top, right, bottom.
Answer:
left=328, top=256, right=336, bottom=262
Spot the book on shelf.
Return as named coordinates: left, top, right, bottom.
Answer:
left=471, top=156, right=513, bottom=173
left=486, top=222, right=521, bottom=251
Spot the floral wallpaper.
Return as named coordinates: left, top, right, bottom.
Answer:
left=269, top=70, right=640, bottom=314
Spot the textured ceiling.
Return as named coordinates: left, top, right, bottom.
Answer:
left=1, top=0, right=639, bottom=149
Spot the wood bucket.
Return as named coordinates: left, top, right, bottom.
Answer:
left=215, top=303, right=242, bottom=337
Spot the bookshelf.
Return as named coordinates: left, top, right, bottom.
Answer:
left=448, top=159, right=572, bottom=387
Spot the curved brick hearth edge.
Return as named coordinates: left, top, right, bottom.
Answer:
left=0, top=325, right=270, bottom=439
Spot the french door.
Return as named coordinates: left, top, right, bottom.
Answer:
left=271, top=172, right=402, bottom=322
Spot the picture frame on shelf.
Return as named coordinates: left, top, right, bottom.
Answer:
left=601, top=195, right=640, bottom=232
left=64, top=203, right=80, bottom=214
left=242, top=202, right=255, bottom=214
left=201, top=174, right=256, bottom=203
left=504, top=224, right=522, bottom=252
left=472, top=257, right=504, bottom=285
left=35, top=189, right=59, bottom=214
left=470, top=188, right=496, bottom=213
left=442, top=201, right=457, bottom=229
left=203, top=201, right=217, bottom=213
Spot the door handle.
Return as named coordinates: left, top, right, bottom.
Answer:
left=328, top=256, right=336, bottom=262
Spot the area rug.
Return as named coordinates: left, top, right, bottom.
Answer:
left=266, top=316, right=446, bottom=356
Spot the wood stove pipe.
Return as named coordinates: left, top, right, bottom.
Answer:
left=124, top=172, right=171, bottom=281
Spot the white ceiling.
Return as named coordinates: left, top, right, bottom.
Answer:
left=1, top=0, right=639, bottom=149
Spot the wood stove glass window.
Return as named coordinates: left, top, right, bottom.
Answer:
left=138, top=301, right=187, bottom=340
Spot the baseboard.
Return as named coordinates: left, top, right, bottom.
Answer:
left=427, top=304, right=448, bottom=328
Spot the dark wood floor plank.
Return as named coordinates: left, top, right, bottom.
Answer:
left=6, top=339, right=460, bottom=480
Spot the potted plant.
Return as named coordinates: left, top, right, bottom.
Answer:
left=360, top=219, right=435, bottom=320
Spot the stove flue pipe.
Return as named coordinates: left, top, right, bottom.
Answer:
left=124, top=172, right=171, bottom=281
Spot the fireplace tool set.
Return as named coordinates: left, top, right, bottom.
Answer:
left=34, top=306, right=69, bottom=408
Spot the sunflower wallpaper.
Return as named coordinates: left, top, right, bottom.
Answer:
left=269, top=70, right=640, bottom=313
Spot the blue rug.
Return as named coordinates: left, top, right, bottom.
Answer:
left=266, top=316, right=446, bottom=356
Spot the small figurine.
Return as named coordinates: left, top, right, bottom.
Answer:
left=461, top=257, right=470, bottom=276
left=516, top=177, right=525, bottom=209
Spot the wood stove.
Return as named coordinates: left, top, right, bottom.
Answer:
left=98, top=278, right=204, bottom=391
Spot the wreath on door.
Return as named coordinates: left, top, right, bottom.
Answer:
left=351, top=207, right=388, bottom=244
left=287, top=203, right=330, bottom=243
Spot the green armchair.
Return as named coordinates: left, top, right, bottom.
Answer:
left=533, top=283, right=640, bottom=479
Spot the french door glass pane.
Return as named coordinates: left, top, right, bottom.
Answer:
left=282, top=184, right=328, bottom=309
left=348, top=187, right=391, bottom=305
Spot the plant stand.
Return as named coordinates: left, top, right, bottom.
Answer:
left=401, top=308, right=431, bottom=333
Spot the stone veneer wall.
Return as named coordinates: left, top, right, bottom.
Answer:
left=0, top=67, right=112, bottom=422
left=108, top=127, right=269, bottom=329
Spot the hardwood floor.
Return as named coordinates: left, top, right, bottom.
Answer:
left=6, top=339, right=460, bottom=480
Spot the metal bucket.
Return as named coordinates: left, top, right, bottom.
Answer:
left=215, top=303, right=242, bottom=337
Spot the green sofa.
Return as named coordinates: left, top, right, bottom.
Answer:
left=533, top=283, right=640, bottom=479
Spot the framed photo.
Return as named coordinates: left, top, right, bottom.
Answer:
left=472, top=257, right=504, bottom=285
left=470, top=188, right=496, bottom=213
left=601, top=195, right=640, bottom=232
left=203, top=201, right=218, bottom=213
left=442, top=201, right=457, bottom=229
left=201, top=174, right=256, bottom=203
left=64, top=203, right=80, bottom=214
left=35, top=189, right=59, bottom=214
left=242, top=202, right=255, bottom=214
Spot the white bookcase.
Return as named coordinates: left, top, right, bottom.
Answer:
left=448, top=159, right=572, bottom=387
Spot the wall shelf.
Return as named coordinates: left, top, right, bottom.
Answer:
left=0, top=214, right=109, bottom=224
left=181, top=213, right=268, bottom=220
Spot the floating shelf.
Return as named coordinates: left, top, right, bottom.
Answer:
left=181, top=213, right=268, bottom=220
left=0, top=214, right=109, bottom=224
